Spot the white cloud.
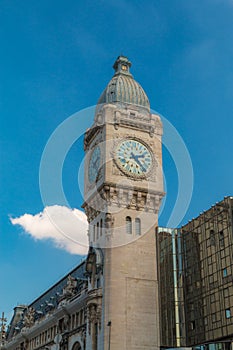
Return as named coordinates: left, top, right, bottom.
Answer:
left=10, top=206, right=88, bottom=255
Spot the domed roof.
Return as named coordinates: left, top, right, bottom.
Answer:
left=97, top=56, right=150, bottom=113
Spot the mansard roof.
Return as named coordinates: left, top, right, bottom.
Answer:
left=6, top=261, right=87, bottom=340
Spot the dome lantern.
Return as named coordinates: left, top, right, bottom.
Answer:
left=112, top=55, right=132, bottom=77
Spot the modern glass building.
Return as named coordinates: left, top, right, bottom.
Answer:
left=157, top=197, right=233, bottom=349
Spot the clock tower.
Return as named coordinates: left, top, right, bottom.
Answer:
left=83, top=56, right=164, bottom=349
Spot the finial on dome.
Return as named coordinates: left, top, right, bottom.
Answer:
left=113, top=55, right=132, bottom=76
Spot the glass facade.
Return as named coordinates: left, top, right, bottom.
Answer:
left=157, top=197, right=233, bottom=348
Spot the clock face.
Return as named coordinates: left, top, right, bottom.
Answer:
left=116, top=139, right=152, bottom=177
left=88, top=146, right=101, bottom=183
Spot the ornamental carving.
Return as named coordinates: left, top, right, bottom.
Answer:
left=105, top=212, right=114, bottom=228
left=60, top=333, right=69, bottom=350
left=58, top=314, right=70, bottom=334
left=62, top=275, right=77, bottom=298
left=112, top=109, right=163, bottom=136
left=95, top=112, right=104, bottom=126
left=81, top=327, right=86, bottom=343
left=84, top=125, right=103, bottom=151
left=87, top=303, right=102, bottom=334
left=96, top=305, right=102, bottom=330
left=105, top=212, right=114, bottom=237
left=83, top=205, right=101, bottom=222
left=84, top=184, right=163, bottom=215
left=23, top=307, right=35, bottom=328
left=102, top=185, right=162, bottom=213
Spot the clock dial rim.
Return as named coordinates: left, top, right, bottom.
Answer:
left=88, top=146, right=101, bottom=184
left=114, top=138, right=155, bottom=180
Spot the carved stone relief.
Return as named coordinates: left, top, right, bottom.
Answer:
left=84, top=185, right=163, bottom=219
left=23, top=307, right=35, bottom=328
left=112, top=109, right=163, bottom=137
left=87, top=303, right=102, bottom=335
left=62, top=275, right=77, bottom=299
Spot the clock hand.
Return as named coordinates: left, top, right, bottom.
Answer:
left=136, top=159, right=146, bottom=172
left=134, top=154, right=145, bottom=159
left=130, top=152, right=138, bottom=161
left=136, top=151, right=149, bottom=158
left=130, top=152, right=146, bottom=172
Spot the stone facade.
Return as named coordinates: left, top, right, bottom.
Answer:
left=4, top=262, right=87, bottom=350
left=83, top=56, right=164, bottom=349
left=4, top=56, right=165, bottom=350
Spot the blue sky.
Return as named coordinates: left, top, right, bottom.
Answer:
left=1, top=0, right=233, bottom=320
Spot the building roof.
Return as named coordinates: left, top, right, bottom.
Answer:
left=97, top=56, right=150, bottom=113
left=6, top=261, right=87, bottom=340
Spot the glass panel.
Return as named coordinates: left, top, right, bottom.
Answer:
left=226, top=308, right=231, bottom=318
left=223, top=268, right=228, bottom=277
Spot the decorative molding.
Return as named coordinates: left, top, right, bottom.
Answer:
left=61, top=276, right=78, bottom=299
left=22, top=308, right=35, bottom=329
left=86, top=289, right=103, bottom=334
left=105, top=212, right=114, bottom=238
left=113, top=109, right=163, bottom=137
left=84, top=184, right=164, bottom=217
left=82, top=204, right=101, bottom=223
left=84, top=125, right=103, bottom=151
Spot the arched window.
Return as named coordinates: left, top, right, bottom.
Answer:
left=100, top=219, right=103, bottom=236
left=135, top=218, right=141, bottom=235
left=72, top=342, right=82, bottom=350
left=126, top=216, right=132, bottom=234
left=97, top=222, right=99, bottom=239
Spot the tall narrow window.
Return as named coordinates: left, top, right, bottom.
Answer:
left=223, top=268, right=228, bottom=278
left=94, top=323, right=98, bottom=350
left=135, top=218, right=141, bottom=235
left=97, top=222, right=99, bottom=239
left=210, top=229, right=215, bottom=246
left=100, top=219, right=103, bottom=237
left=190, top=321, right=196, bottom=330
left=93, top=225, right=96, bottom=241
left=219, top=230, right=224, bottom=247
left=226, top=308, right=231, bottom=319
left=126, top=216, right=132, bottom=234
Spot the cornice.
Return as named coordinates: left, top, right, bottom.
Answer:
left=84, top=125, right=103, bottom=151
left=83, top=182, right=165, bottom=221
